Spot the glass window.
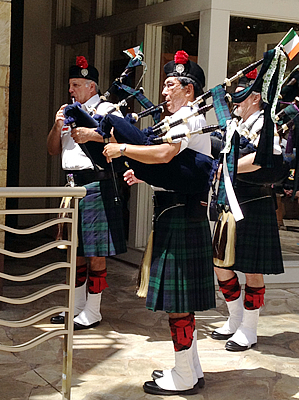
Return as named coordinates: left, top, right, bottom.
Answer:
left=147, top=0, right=170, bottom=3
left=70, top=0, right=95, bottom=25
left=159, top=19, right=199, bottom=106
left=228, top=17, right=299, bottom=90
left=112, top=0, right=139, bottom=15
left=107, top=31, right=138, bottom=103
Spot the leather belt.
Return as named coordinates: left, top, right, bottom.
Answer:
left=154, top=191, right=208, bottom=221
left=236, top=183, right=273, bottom=203
left=66, top=169, right=113, bottom=186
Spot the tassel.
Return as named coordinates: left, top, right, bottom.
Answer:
left=136, top=230, right=153, bottom=298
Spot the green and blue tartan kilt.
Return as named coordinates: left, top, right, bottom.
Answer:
left=77, top=181, right=127, bottom=257
left=146, top=205, right=216, bottom=313
left=231, top=196, right=284, bottom=275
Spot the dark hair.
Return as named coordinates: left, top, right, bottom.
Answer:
left=177, top=76, right=203, bottom=98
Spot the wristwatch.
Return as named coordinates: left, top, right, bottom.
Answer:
left=120, top=143, right=127, bottom=156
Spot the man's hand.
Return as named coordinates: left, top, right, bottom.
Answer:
left=71, top=127, right=103, bottom=144
left=55, top=104, right=68, bottom=128
left=123, top=169, right=143, bottom=185
left=48, top=104, right=68, bottom=155
left=103, top=143, right=122, bottom=163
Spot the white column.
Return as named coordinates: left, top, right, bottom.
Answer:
left=56, top=0, right=71, bottom=27
left=95, top=35, right=112, bottom=93
left=198, top=8, right=230, bottom=125
left=140, top=24, right=162, bottom=130
left=96, top=0, right=112, bottom=18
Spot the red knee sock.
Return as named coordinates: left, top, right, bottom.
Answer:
left=218, top=273, right=241, bottom=302
left=244, top=284, right=265, bottom=310
left=88, top=269, right=109, bottom=294
left=169, top=313, right=195, bottom=352
left=76, top=263, right=87, bottom=287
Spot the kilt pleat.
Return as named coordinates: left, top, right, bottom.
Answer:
left=146, top=205, right=215, bottom=313
left=78, top=181, right=127, bottom=257
left=232, top=196, right=284, bottom=274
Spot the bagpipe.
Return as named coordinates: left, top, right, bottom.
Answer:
left=64, top=33, right=299, bottom=201
left=62, top=53, right=286, bottom=196
left=63, top=100, right=215, bottom=194
left=99, top=112, right=215, bottom=194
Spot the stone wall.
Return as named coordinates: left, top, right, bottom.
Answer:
left=0, top=0, right=10, bottom=247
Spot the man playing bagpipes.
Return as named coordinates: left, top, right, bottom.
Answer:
left=47, top=56, right=127, bottom=330
left=211, top=47, right=287, bottom=352
left=102, top=51, right=216, bottom=396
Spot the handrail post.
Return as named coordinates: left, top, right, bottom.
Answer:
left=62, top=197, right=79, bottom=400
left=0, top=187, right=86, bottom=400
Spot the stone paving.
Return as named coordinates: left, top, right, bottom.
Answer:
left=0, top=251, right=299, bottom=400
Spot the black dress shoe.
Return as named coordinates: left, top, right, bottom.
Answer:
left=211, top=330, right=234, bottom=340
left=225, top=340, right=256, bottom=352
left=50, top=315, right=65, bottom=324
left=151, top=370, right=205, bottom=388
left=74, top=321, right=100, bottom=331
left=143, top=380, right=200, bottom=396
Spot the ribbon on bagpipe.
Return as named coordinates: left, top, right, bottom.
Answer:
left=219, top=120, right=243, bottom=221
left=111, top=81, right=161, bottom=124
left=209, top=86, right=242, bottom=266
left=230, top=47, right=287, bottom=168
left=210, top=85, right=232, bottom=130
left=208, top=85, right=243, bottom=221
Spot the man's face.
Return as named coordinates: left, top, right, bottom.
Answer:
left=233, top=87, right=261, bottom=122
left=162, top=77, right=191, bottom=114
left=69, top=78, right=93, bottom=104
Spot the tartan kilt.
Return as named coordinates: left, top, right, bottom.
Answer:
left=231, top=196, right=284, bottom=274
left=146, top=205, right=216, bottom=313
left=77, top=181, right=127, bottom=257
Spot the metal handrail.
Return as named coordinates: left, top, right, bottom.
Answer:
left=0, top=186, right=86, bottom=400
left=0, top=186, right=86, bottom=197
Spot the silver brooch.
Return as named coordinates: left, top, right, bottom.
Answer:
left=81, top=68, right=88, bottom=77
left=175, top=64, right=185, bottom=74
